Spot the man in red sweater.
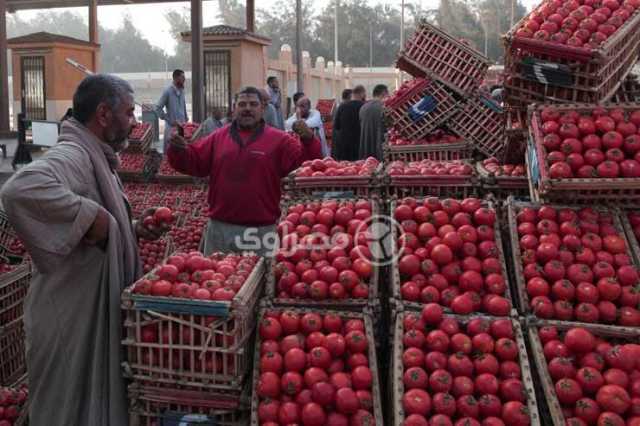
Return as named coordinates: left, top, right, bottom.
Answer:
left=167, top=86, right=322, bottom=256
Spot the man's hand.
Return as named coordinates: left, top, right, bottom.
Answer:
left=292, top=120, right=314, bottom=142
left=135, top=207, right=170, bottom=241
left=169, top=133, right=187, bottom=150
left=84, top=207, right=110, bottom=249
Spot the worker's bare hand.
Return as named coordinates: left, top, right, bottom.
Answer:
left=135, top=207, right=170, bottom=241
left=84, top=207, right=110, bottom=249
left=292, top=120, right=313, bottom=141
left=169, top=133, right=187, bottom=150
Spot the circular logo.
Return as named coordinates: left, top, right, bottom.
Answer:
left=354, top=214, right=406, bottom=267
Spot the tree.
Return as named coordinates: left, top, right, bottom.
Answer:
left=216, top=0, right=245, bottom=28
left=165, top=8, right=191, bottom=69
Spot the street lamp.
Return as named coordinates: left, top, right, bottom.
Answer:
left=296, top=0, right=303, bottom=92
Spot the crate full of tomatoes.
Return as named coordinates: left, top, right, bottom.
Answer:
left=527, top=321, right=640, bottom=426
left=527, top=103, right=640, bottom=205
left=391, top=308, right=540, bottom=426
left=0, top=381, right=29, bottom=426
left=269, top=198, right=380, bottom=310
left=384, top=161, right=479, bottom=199
left=506, top=198, right=640, bottom=326
left=384, top=129, right=471, bottom=163
left=504, top=0, right=640, bottom=104
left=121, top=251, right=265, bottom=397
left=283, top=158, right=382, bottom=198
left=251, top=308, right=384, bottom=426
left=127, top=122, right=153, bottom=154
left=390, top=197, right=514, bottom=317
left=477, top=158, right=529, bottom=200
left=0, top=263, right=31, bottom=328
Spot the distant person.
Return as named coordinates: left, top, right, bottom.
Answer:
left=260, top=88, right=283, bottom=129
left=331, top=89, right=352, bottom=147
left=292, top=92, right=305, bottom=105
left=359, top=84, right=389, bottom=160
left=286, top=96, right=329, bottom=156
left=200, top=107, right=228, bottom=138
left=333, top=85, right=366, bottom=161
left=266, top=76, right=285, bottom=129
left=156, top=69, right=188, bottom=152
left=491, top=86, right=504, bottom=106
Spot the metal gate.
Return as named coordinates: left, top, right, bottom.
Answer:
left=203, top=50, right=231, bottom=117
left=20, top=56, right=46, bottom=121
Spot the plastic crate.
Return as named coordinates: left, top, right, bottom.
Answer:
left=0, top=211, right=19, bottom=255
left=448, top=95, right=505, bottom=158
left=384, top=78, right=461, bottom=141
left=397, top=19, right=491, bottom=96
left=527, top=320, right=640, bottom=426
left=389, top=197, right=516, bottom=316
left=383, top=140, right=473, bottom=162
left=528, top=103, right=640, bottom=205
left=0, top=263, right=30, bottom=328
left=503, top=8, right=640, bottom=104
left=477, top=162, right=530, bottom=200
left=612, top=74, right=640, bottom=103
left=127, top=122, right=154, bottom=154
left=121, top=256, right=265, bottom=394
left=0, top=319, right=26, bottom=386
left=128, top=384, right=248, bottom=426
left=503, top=106, right=528, bottom=165
left=506, top=198, right=637, bottom=321
left=282, top=162, right=383, bottom=199
left=391, top=311, right=540, bottom=426
left=267, top=197, right=382, bottom=311
left=249, top=307, right=384, bottom=426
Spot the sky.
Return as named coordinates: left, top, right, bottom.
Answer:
left=13, top=0, right=539, bottom=55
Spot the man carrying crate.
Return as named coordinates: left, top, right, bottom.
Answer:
left=1, top=74, right=166, bottom=426
left=167, top=86, right=322, bottom=257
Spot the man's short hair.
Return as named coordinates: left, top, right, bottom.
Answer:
left=234, top=86, right=263, bottom=103
left=293, top=92, right=305, bottom=105
left=173, top=69, right=185, bottom=79
left=297, top=97, right=311, bottom=108
left=341, top=89, right=353, bottom=101
left=353, top=85, right=366, bottom=96
left=373, top=84, right=389, bottom=98
left=267, top=76, right=277, bottom=85
left=72, top=74, right=134, bottom=124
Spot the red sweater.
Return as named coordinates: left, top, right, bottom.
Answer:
left=167, top=123, right=322, bottom=226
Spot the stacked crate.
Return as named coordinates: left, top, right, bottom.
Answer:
left=0, top=210, right=30, bottom=390
left=122, top=255, right=266, bottom=425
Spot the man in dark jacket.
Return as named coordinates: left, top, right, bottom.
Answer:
left=333, top=85, right=366, bottom=161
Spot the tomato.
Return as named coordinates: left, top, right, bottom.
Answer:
left=258, top=399, right=280, bottom=423
left=495, top=338, right=518, bottom=361
left=259, top=318, right=283, bottom=340
left=311, top=381, right=336, bottom=405
left=501, top=401, right=530, bottom=426
left=596, top=412, right=625, bottom=426
left=555, top=378, right=583, bottom=405
left=403, top=388, right=432, bottom=417
left=260, top=352, right=283, bottom=374
left=257, top=372, right=281, bottom=398
left=326, top=333, right=347, bottom=357
left=597, top=385, right=632, bottom=414
left=452, top=376, right=475, bottom=397
left=564, top=327, right=596, bottom=353
left=475, top=373, right=499, bottom=395
left=548, top=357, right=576, bottom=380
left=278, top=401, right=300, bottom=424
left=284, top=347, right=307, bottom=372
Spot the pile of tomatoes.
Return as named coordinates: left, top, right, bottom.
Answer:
left=538, top=106, right=640, bottom=179
left=388, top=128, right=462, bottom=147
left=294, top=158, right=380, bottom=178
left=515, top=0, right=639, bottom=49
left=256, top=310, right=378, bottom=426
left=538, top=326, right=640, bottom=426
left=399, top=306, right=532, bottom=426
left=273, top=199, right=375, bottom=301
left=394, top=197, right=512, bottom=316
left=0, top=384, right=28, bottom=426
left=514, top=204, right=640, bottom=325
left=481, top=158, right=526, bottom=177
left=129, top=122, right=151, bottom=142
left=132, top=252, right=259, bottom=302
left=387, top=160, right=474, bottom=177
left=118, top=152, right=146, bottom=173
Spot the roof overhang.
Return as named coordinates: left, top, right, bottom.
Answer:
left=6, top=0, right=209, bottom=13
